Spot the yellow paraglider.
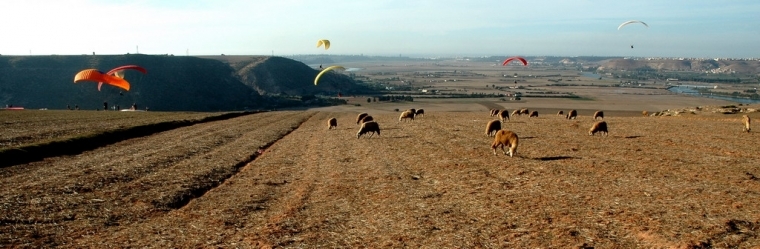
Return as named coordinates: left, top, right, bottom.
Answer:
left=314, top=66, right=345, bottom=85
left=316, top=39, right=330, bottom=50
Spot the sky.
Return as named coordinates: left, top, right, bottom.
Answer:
left=1, top=0, right=759, bottom=58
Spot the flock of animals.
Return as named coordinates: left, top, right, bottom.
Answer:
left=484, top=108, right=608, bottom=157
left=325, top=107, right=752, bottom=158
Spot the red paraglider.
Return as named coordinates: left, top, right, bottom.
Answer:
left=98, top=65, right=147, bottom=91
left=502, top=56, right=528, bottom=66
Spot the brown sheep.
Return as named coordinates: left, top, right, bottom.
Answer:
left=557, top=110, right=564, bottom=116
left=642, top=111, right=649, bottom=117
left=415, top=109, right=425, bottom=117
left=361, top=115, right=374, bottom=123
left=511, top=109, right=520, bottom=117
left=520, top=108, right=530, bottom=115
left=529, top=111, right=538, bottom=117
left=593, top=111, right=604, bottom=120
left=485, top=120, right=502, bottom=137
left=357, top=121, right=380, bottom=138
left=491, top=130, right=519, bottom=157
left=327, top=117, right=337, bottom=129
left=399, top=110, right=415, bottom=122
left=490, top=109, right=499, bottom=117
left=743, top=115, right=751, bottom=132
left=566, top=109, right=578, bottom=119
left=407, top=109, right=417, bottom=117
left=498, top=109, right=510, bottom=122
left=356, top=113, right=369, bottom=124
left=589, top=121, right=608, bottom=136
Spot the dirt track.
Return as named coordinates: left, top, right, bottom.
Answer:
left=2, top=110, right=760, bottom=248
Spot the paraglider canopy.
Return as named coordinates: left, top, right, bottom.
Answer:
left=314, top=66, right=345, bottom=85
left=502, top=56, right=528, bottom=66
left=98, top=65, right=147, bottom=91
left=317, top=39, right=330, bottom=50
left=618, top=20, right=648, bottom=30
left=74, top=69, right=130, bottom=91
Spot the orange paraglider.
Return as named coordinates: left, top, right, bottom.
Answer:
left=98, top=65, right=146, bottom=91
left=74, top=69, right=130, bottom=91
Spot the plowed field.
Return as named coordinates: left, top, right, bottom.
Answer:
left=2, top=110, right=759, bottom=248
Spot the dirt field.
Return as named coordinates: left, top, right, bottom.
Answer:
left=2, top=105, right=759, bottom=247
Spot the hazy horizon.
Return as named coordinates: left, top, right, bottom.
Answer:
left=2, top=0, right=759, bottom=58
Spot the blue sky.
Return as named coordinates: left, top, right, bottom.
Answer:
left=1, top=0, right=758, bottom=58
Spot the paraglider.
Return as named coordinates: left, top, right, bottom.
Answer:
left=617, top=20, right=648, bottom=30
left=502, top=56, right=528, bottom=66
left=316, top=39, right=330, bottom=50
left=98, top=65, right=147, bottom=91
left=618, top=20, right=648, bottom=49
left=314, top=65, right=345, bottom=85
left=74, top=69, right=130, bottom=91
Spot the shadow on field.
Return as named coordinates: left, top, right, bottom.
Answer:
left=532, top=156, right=578, bottom=161
left=521, top=136, right=537, bottom=139
left=0, top=111, right=262, bottom=168
left=387, top=135, right=411, bottom=139
left=624, top=135, right=643, bottom=139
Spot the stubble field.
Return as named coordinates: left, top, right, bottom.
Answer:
left=1, top=107, right=759, bottom=248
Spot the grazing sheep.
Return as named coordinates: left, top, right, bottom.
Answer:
left=407, top=109, right=417, bottom=117
left=415, top=109, right=425, bottom=117
left=511, top=109, right=520, bottom=117
left=327, top=117, right=337, bottom=129
left=356, top=113, right=369, bottom=124
left=485, top=120, right=502, bottom=137
left=593, top=111, right=604, bottom=120
left=399, top=110, right=415, bottom=122
left=589, top=121, right=608, bottom=136
left=642, top=111, right=649, bottom=117
left=361, top=115, right=374, bottom=124
left=491, top=130, right=519, bottom=157
left=357, top=121, right=381, bottom=138
left=498, top=109, right=510, bottom=122
left=520, top=108, right=530, bottom=115
left=529, top=111, right=538, bottom=118
left=743, top=115, right=751, bottom=132
left=566, top=109, right=578, bottom=119
left=490, top=109, right=499, bottom=117
left=557, top=110, right=564, bottom=116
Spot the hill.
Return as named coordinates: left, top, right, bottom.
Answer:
left=599, top=58, right=760, bottom=74
left=1, top=55, right=369, bottom=111
left=200, top=55, right=373, bottom=96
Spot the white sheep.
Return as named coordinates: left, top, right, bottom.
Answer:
left=593, top=111, right=604, bottom=120
left=743, top=115, right=751, bottom=132
left=415, top=109, right=425, bottom=117
left=356, top=113, right=369, bottom=125
left=357, top=121, right=380, bottom=138
left=399, top=110, right=415, bottom=122
left=566, top=109, right=578, bottom=119
left=485, top=119, right=502, bottom=137
left=498, top=109, right=510, bottom=122
left=511, top=109, right=520, bottom=117
left=360, top=115, right=374, bottom=124
left=327, top=117, right=337, bottom=129
left=491, top=130, right=519, bottom=157
left=589, top=121, right=608, bottom=136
